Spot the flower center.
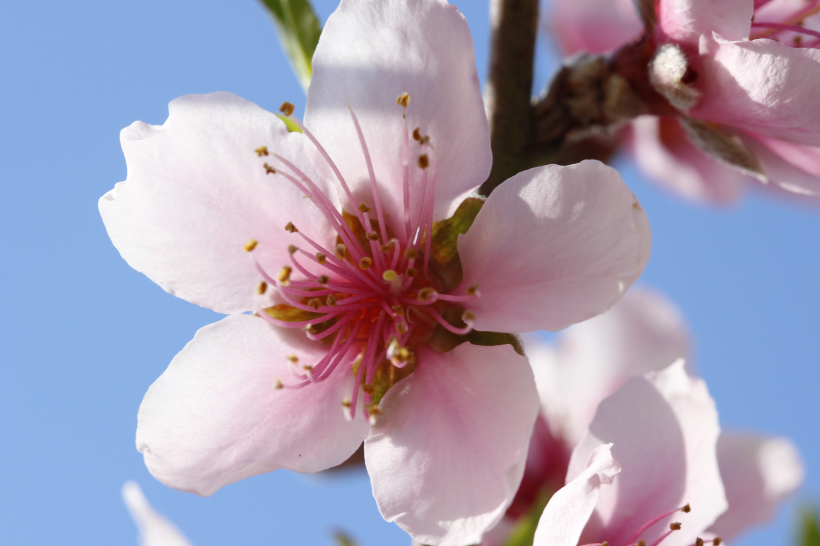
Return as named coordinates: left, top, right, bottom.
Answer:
left=582, top=504, right=722, bottom=546
left=750, top=0, right=820, bottom=48
left=245, top=95, right=480, bottom=421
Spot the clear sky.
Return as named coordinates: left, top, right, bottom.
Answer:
left=1, top=1, right=818, bottom=545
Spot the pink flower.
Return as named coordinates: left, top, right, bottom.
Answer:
left=549, top=0, right=643, bottom=56
left=98, top=1, right=650, bottom=544
left=123, top=482, right=194, bottom=546
left=500, top=288, right=803, bottom=545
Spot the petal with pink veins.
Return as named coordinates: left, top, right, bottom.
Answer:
left=122, top=481, right=195, bottom=546
left=657, top=0, right=753, bottom=47
left=567, top=361, right=727, bottom=546
left=708, top=433, right=804, bottom=540
left=305, top=0, right=490, bottom=228
left=458, top=160, right=651, bottom=333
left=364, top=342, right=539, bottom=546
left=136, top=314, right=369, bottom=496
left=533, top=444, right=621, bottom=546
left=629, top=116, right=748, bottom=204
left=99, top=92, right=337, bottom=315
left=693, top=35, right=820, bottom=147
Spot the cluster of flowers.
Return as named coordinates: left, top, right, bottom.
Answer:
left=101, top=0, right=811, bottom=545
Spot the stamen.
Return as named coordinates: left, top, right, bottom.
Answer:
left=326, top=294, right=337, bottom=307
left=274, top=378, right=284, bottom=390
left=316, top=252, right=327, bottom=264
left=359, top=257, right=373, bottom=270
left=317, top=275, right=329, bottom=285
left=279, top=102, right=295, bottom=116
left=278, top=266, right=292, bottom=286
left=244, top=238, right=259, bottom=252
left=288, top=244, right=298, bottom=255
left=418, top=154, right=430, bottom=169
left=670, top=523, right=682, bottom=531
left=255, top=146, right=269, bottom=156
left=397, top=92, right=410, bottom=108
left=428, top=307, right=473, bottom=335
left=256, top=281, right=268, bottom=295
left=626, top=505, right=692, bottom=545
left=405, top=267, right=417, bottom=278
left=264, top=163, right=276, bottom=174
left=335, top=244, right=347, bottom=259
left=285, top=222, right=298, bottom=233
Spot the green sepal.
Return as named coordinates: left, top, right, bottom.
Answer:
left=501, top=490, right=554, bottom=546
left=425, top=305, right=524, bottom=356
left=258, top=0, right=322, bottom=92
left=264, top=303, right=321, bottom=323
left=277, top=114, right=303, bottom=133
left=427, top=197, right=484, bottom=293
left=800, top=506, right=820, bottom=546
left=468, top=330, right=525, bottom=355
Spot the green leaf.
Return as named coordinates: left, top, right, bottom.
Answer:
left=799, top=506, right=820, bottom=546
left=259, top=0, right=322, bottom=92
left=502, top=490, right=553, bottom=546
left=427, top=197, right=485, bottom=293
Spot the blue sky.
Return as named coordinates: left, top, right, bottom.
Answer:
left=1, top=1, right=817, bottom=545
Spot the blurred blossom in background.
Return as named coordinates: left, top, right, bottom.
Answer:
left=0, top=0, right=818, bottom=545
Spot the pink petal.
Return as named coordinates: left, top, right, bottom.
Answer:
left=549, top=0, right=642, bottom=55
left=743, top=134, right=820, bottom=197
left=458, top=161, right=651, bottom=333
left=629, top=116, right=748, bottom=204
left=99, top=92, right=337, bottom=315
left=533, top=286, right=692, bottom=446
left=567, top=361, right=727, bottom=546
left=122, top=481, right=194, bottom=546
left=708, top=433, right=804, bottom=540
left=533, top=444, right=621, bottom=546
left=305, top=0, right=490, bottom=228
left=693, top=35, right=820, bottom=147
left=658, top=0, right=753, bottom=47
left=136, top=314, right=369, bottom=496
left=364, top=343, right=539, bottom=546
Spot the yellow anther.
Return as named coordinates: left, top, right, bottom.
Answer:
left=334, top=244, right=347, bottom=259
left=638, top=541, right=646, bottom=546
left=404, top=248, right=418, bottom=259
left=681, top=504, right=691, bottom=513
left=287, top=355, right=298, bottom=363
left=302, top=364, right=313, bottom=371
left=366, top=231, right=379, bottom=241
left=359, top=257, right=372, bottom=270
left=391, top=305, right=404, bottom=316
left=395, top=320, right=407, bottom=335
left=396, top=92, right=410, bottom=108
left=317, top=275, right=329, bottom=285
left=405, top=267, right=417, bottom=278
left=462, top=311, right=476, bottom=323
left=326, top=294, right=337, bottom=307
left=383, top=270, right=399, bottom=282
left=278, top=266, right=292, bottom=285
left=467, top=284, right=480, bottom=296
left=264, top=163, right=276, bottom=174
left=255, top=146, right=269, bottom=157
left=366, top=403, right=381, bottom=416
left=418, top=154, right=429, bottom=169
left=417, top=287, right=435, bottom=301
left=670, top=523, right=682, bottom=531
left=316, top=252, right=327, bottom=264
left=274, top=378, right=284, bottom=390
left=285, top=222, right=298, bottom=233
left=279, top=101, right=295, bottom=116
left=341, top=397, right=352, bottom=408
left=358, top=203, right=370, bottom=213
left=244, top=238, right=259, bottom=252
left=288, top=244, right=298, bottom=255
left=256, top=281, right=268, bottom=295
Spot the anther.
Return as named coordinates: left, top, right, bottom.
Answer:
left=280, top=102, right=295, bottom=116
left=366, top=231, right=379, bottom=241
left=462, top=310, right=476, bottom=324
left=383, top=270, right=399, bottom=282
left=638, top=541, right=646, bottom=546
left=316, top=252, right=327, bottom=264
left=264, top=163, right=276, bottom=174
left=395, top=320, right=408, bottom=335
left=285, top=222, right=298, bottom=233
left=359, top=257, right=372, bottom=270
left=696, top=539, right=704, bottom=546
left=302, top=364, right=313, bottom=372
left=255, top=146, right=269, bottom=156
left=404, top=248, right=418, bottom=259
left=334, top=244, right=347, bottom=259
left=288, top=244, right=298, bottom=255
left=341, top=397, right=352, bottom=408
left=681, top=504, right=691, bottom=513
left=602, top=543, right=609, bottom=546
left=256, top=281, right=268, bottom=295
left=274, top=378, right=284, bottom=390
left=278, top=266, right=292, bottom=285
left=326, top=294, right=337, bottom=307
left=406, top=267, right=417, bottom=277
left=713, top=538, right=722, bottom=546
left=308, top=298, right=321, bottom=310
left=670, top=523, right=682, bottom=531
left=317, top=275, right=329, bottom=285
left=418, top=287, right=436, bottom=301
left=413, top=128, right=422, bottom=141
left=467, top=284, right=480, bottom=296
left=418, top=154, right=429, bottom=169
left=358, top=203, right=371, bottom=213
left=391, top=305, right=404, bottom=316
left=244, top=238, right=259, bottom=252
left=287, top=355, right=298, bottom=363
left=396, top=92, right=410, bottom=108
